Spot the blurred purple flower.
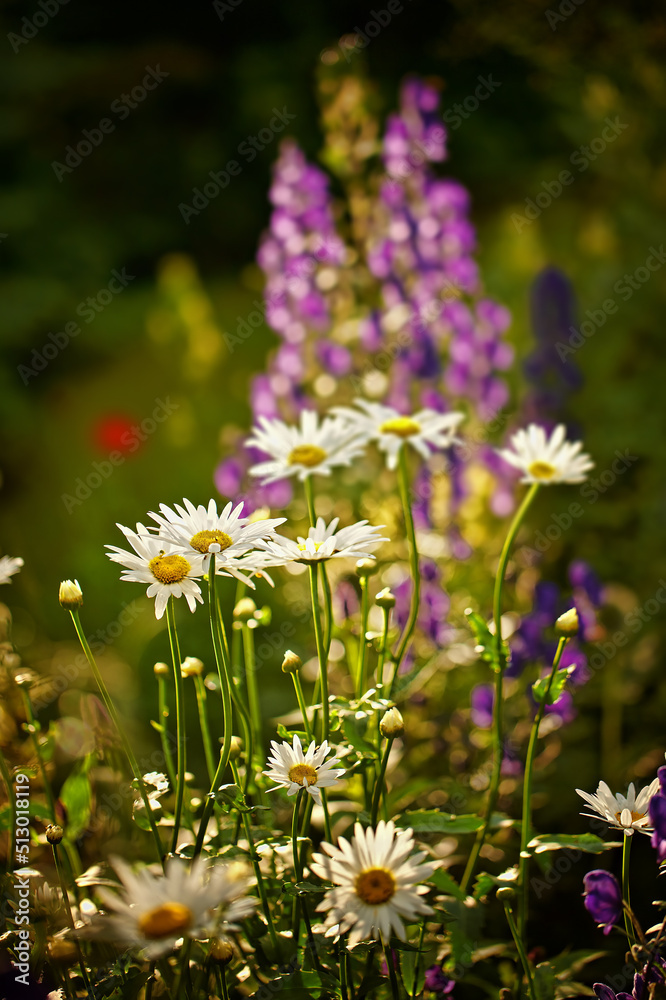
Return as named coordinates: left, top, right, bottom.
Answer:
left=583, top=870, right=622, bottom=935
left=470, top=684, right=494, bottom=729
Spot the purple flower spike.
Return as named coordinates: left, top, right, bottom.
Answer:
left=424, top=965, right=455, bottom=995
left=649, top=790, right=666, bottom=862
left=583, top=870, right=622, bottom=935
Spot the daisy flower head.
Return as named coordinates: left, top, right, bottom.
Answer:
left=311, top=820, right=435, bottom=947
left=246, top=410, right=367, bottom=484
left=263, top=733, right=345, bottom=805
left=95, top=856, right=253, bottom=958
left=576, top=777, right=661, bottom=836
left=258, top=517, right=388, bottom=565
left=105, top=523, right=206, bottom=619
left=332, top=399, right=464, bottom=470
left=148, top=498, right=285, bottom=574
left=497, top=423, right=594, bottom=485
left=0, top=555, right=23, bottom=586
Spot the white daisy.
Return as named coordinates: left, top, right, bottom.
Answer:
left=0, top=555, right=23, bottom=585
left=332, top=399, right=464, bottom=470
left=246, top=410, right=367, bottom=484
left=576, top=778, right=661, bottom=836
left=149, top=498, right=285, bottom=571
left=94, top=856, right=254, bottom=958
left=497, top=423, right=594, bottom=484
left=263, top=734, right=345, bottom=806
left=257, top=517, right=387, bottom=565
left=310, top=820, right=435, bottom=947
left=105, top=523, right=206, bottom=620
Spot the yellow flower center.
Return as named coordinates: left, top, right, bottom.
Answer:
left=288, top=444, right=327, bottom=467
left=288, top=763, right=318, bottom=787
left=137, top=902, right=193, bottom=940
left=355, top=868, right=397, bottom=905
left=379, top=417, right=421, bottom=438
left=189, top=530, right=233, bottom=554
left=527, top=460, right=557, bottom=481
left=148, top=554, right=192, bottom=585
left=615, top=809, right=645, bottom=824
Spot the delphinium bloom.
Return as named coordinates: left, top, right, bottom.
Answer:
left=263, top=734, right=345, bottom=805
left=576, top=778, right=661, bottom=836
left=94, top=857, right=253, bottom=958
left=649, top=766, right=666, bottom=862
left=246, top=410, right=366, bottom=485
left=105, top=524, right=206, bottom=619
left=258, top=517, right=387, bottom=565
left=310, top=820, right=435, bottom=946
left=0, top=555, right=23, bottom=585
left=582, top=870, right=622, bottom=935
left=497, top=424, right=594, bottom=485
left=333, top=399, right=464, bottom=470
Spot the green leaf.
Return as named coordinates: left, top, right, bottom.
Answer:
left=465, top=610, right=504, bottom=671
left=526, top=834, right=622, bottom=855
left=276, top=723, right=309, bottom=743
left=59, top=764, right=92, bottom=842
left=430, top=868, right=467, bottom=900
left=548, top=950, right=607, bottom=978
left=534, top=962, right=556, bottom=1000
left=532, top=667, right=571, bottom=706
left=342, top=717, right=377, bottom=757
left=395, top=810, right=484, bottom=834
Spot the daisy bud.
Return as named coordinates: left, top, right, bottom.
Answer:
left=153, top=661, right=170, bottom=677
left=210, top=938, right=234, bottom=965
left=233, top=597, right=257, bottom=622
left=496, top=886, right=515, bottom=902
left=376, top=587, right=396, bottom=609
left=555, top=608, right=579, bottom=635
left=380, top=707, right=404, bottom=739
left=181, top=656, right=204, bottom=678
left=355, top=558, right=378, bottom=578
left=282, top=650, right=302, bottom=674
left=14, top=670, right=36, bottom=689
left=228, top=736, right=243, bottom=760
left=46, top=824, right=64, bottom=846
left=58, top=579, right=83, bottom=610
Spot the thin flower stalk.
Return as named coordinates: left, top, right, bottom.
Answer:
left=309, top=563, right=329, bottom=744
left=0, top=751, right=15, bottom=872
left=291, top=672, right=314, bottom=743
left=165, top=598, right=187, bottom=854
left=371, top=733, right=396, bottom=826
left=156, top=671, right=177, bottom=790
left=357, top=575, right=370, bottom=698
left=500, top=892, right=537, bottom=1000
left=68, top=608, right=164, bottom=865
left=623, top=834, right=635, bottom=949
left=384, top=943, right=403, bottom=1000
left=518, top=634, right=568, bottom=940
left=51, top=841, right=96, bottom=999
left=241, top=622, right=262, bottom=773
left=391, top=447, right=420, bottom=688
left=193, top=673, right=216, bottom=785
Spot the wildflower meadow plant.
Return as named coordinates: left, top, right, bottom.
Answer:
left=0, top=71, right=661, bottom=1000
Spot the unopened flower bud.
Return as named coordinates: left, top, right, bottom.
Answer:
left=181, top=656, right=204, bottom=678
left=210, top=938, right=235, bottom=965
left=233, top=597, right=257, bottom=622
left=355, top=558, right=378, bottom=578
left=46, top=824, right=64, bottom=846
left=59, top=580, right=83, bottom=610
left=496, top=886, right=515, bottom=902
left=282, top=650, right=302, bottom=674
left=14, top=670, right=36, bottom=689
left=380, top=707, right=404, bottom=739
left=375, top=587, right=396, bottom=609
left=228, top=736, right=243, bottom=760
left=153, top=662, right=170, bottom=677
left=555, top=608, right=579, bottom=636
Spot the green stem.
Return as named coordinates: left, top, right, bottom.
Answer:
left=156, top=674, right=177, bottom=789
left=411, top=919, right=426, bottom=999
left=52, top=843, right=96, bottom=999
left=218, top=593, right=255, bottom=796
left=623, top=834, right=635, bottom=948
left=309, top=564, right=329, bottom=744
left=518, top=635, right=568, bottom=941
left=292, top=788, right=305, bottom=944
left=371, top=736, right=394, bottom=827
left=460, top=483, right=541, bottom=894
left=165, top=599, right=187, bottom=854
left=291, top=672, right=313, bottom=742
left=384, top=943, right=402, bottom=1000
left=304, top=475, right=317, bottom=525
left=242, top=623, right=262, bottom=770
left=321, top=562, right=334, bottom=658
left=377, top=606, right=391, bottom=688
left=356, top=577, right=370, bottom=698
left=194, top=555, right=234, bottom=857
left=502, top=897, right=537, bottom=1000
left=229, top=759, right=280, bottom=953
left=68, top=609, right=163, bottom=865
left=0, top=752, right=14, bottom=872
left=172, top=938, right=192, bottom=999
left=392, top=447, right=420, bottom=681
left=194, top=675, right=216, bottom=785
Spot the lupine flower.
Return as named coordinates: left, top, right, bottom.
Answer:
left=246, top=411, right=366, bottom=484
left=105, top=524, right=206, bottom=619
left=524, top=267, right=583, bottom=422
left=93, top=857, right=253, bottom=958
left=582, top=870, right=622, bottom=935
left=333, top=399, right=463, bottom=470
left=258, top=517, right=387, bottom=565
left=311, top=820, right=435, bottom=947
left=576, top=778, right=661, bottom=836
left=424, top=966, right=456, bottom=995
left=0, top=555, right=23, bottom=585
left=263, top=734, right=345, bottom=805
left=649, top=766, right=666, bottom=862
left=497, top=423, right=593, bottom=484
